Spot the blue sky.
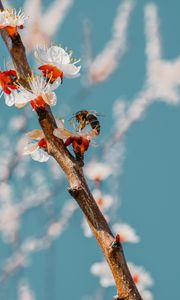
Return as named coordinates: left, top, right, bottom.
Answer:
left=0, top=0, right=180, bottom=299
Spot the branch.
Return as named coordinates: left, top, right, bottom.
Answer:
left=0, top=4, right=142, bottom=299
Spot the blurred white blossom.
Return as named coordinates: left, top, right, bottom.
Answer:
left=112, top=223, right=140, bottom=243
left=18, top=279, right=35, bottom=300
left=90, top=260, right=114, bottom=288
left=85, top=161, right=112, bottom=182
left=9, top=115, right=26, bottom=132
left=111, top=2, right=180, bottom=146
left=86, top=0, right=134, bottom=85
left=1, top=201, right=77, bottom=279
left=23, top=129, right=49, bottom=163
left=91, top=260, right=153, bottom=298
left=141, top=289, right=153, bottom=300
left=22, top=0, right=74, bottom=51
left=128, top=262, right=153, bottom=293
left=82, top=189, right=113, bottom=238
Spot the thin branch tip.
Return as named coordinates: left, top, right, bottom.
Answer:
left=68, top=186, right=82, bottom=197
left=111, top=234, right=122, bottom=250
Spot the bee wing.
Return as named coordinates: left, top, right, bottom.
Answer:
left=87, top=110, right=104, bottom=117
left=82, top=129, right=98, bottom=140
left=69, top=116, right=76, bottom=127
left=81, top=131, right=98, bottom=148
left=91, top=140, right=98, bottom=148
left=55, top=118, right=65, bottom=129
left=53, top=127, right=74, bottom=140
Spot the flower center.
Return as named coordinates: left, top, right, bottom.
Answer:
left=39, top=65, right=63, bottom=83
left=30, top=96, right=47, bottom=110
left=38, top=138, right=47, bottom=149
left=6, top=26, right=18, bottom=37
left=65, top=136, right=90, bottom=157
left=0, top=70, right=18, bottom=94
left=96, top=197, right=104, bottom=207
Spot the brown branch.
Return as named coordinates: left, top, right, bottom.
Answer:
left=0, top=4, right=142, bottom=299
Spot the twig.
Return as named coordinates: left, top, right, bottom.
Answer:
left=0, top=3, right=142, bottom=299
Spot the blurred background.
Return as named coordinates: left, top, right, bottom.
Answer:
left=0, top=0, right=180, bottom=299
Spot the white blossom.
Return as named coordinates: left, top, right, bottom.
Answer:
left=9, top=115, right=26, bottom=131
left=141, top=290, right=154, bottom=300
left=90, top=260, right=114, bottom=287
left=18, top=280, right=35, bottom=300
left=34, top=45, right=81, bottom=79
left=85, top=161, right=112, bottom=182
left=92, top=189, right=113, bottom=210
left=14, top=75, right=58, bottom=107
left=112, top=223, right=140, bottom=243
left=0, top=203, right=20, bottom=243
left=0, top=8, right=27, bottom=28
left=90, top=260, right=153, bottom=296
left=3, top=90, right=19, bottom=107
left=82, top=189, right=113, bottom=238
left=128, top=262, right=153, bottom=292
left=81, top=218, right=92, bottom=238
left=23, top=129, right=49, bottom=162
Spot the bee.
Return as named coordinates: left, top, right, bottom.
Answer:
left=71, top=110, right=101, bottom=136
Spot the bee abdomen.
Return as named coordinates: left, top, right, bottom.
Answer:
left=87, top=114, right=100, bottom=135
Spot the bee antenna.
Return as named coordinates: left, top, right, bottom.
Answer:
left=68, top=116, right=75, bottom=123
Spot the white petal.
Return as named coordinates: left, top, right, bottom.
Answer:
left=53, top=128, right=72, bottom=139
left=53, top=128, right=65, bottom=139
left=34, top=47, right=49, bottom=65
left=141, top=290, right=153, bottom=300
left=26, top=129, right=44, bottom=140
left=4, top=93, right=15, bottom=107
left=31, top=148, right=49, bottom=162
left=14, top=90, right=33, bottom=104
left=85, top=161, right=112, bottom=181
left=61, top=64, right=81, bottom=78
left=48, top=46, right=70, bottom=64
left=15, top=102, right=27, bottom=109
left=23, top=142, right=39, bottom=155
left=60, top=50, right=70, bottom=64
left=42, top=92, right=57, bottom=106
left=50, top=78, right=61, bottom=91
left=55, top=118, right=64, bottom=129
left=81, top=218, right=93, bottom=238
left=100, top=276, right=115, bottom=287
